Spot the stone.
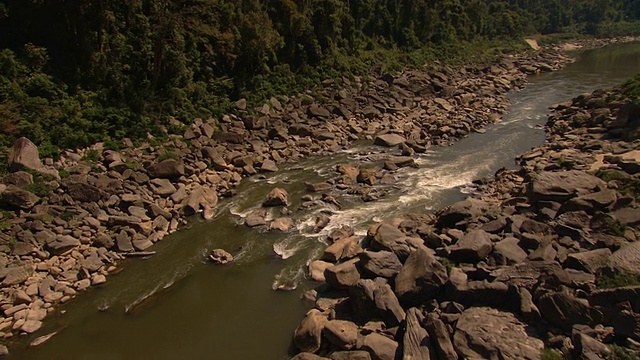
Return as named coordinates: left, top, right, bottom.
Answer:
left=370, top=224, right=412, bottom=260
left=309, top=260, right=332, bottom=282
left=150, top=178, right=177, bottom=196
left=362, top=333, right=398, bottom=360
left=308, top=105, right=332, bottom=118
left=0, top=185, right=40, bottom=209
left=325, top=259, right=360, bottom=289
left=8, top=137, right=42, bottom=171
left=453, top=307, right=544, bottom=360
left=20, top=320, right=43, bottom=334
left=359, top=251, right=402, bottom=279
left=349, top=278, right=405, bottom=327
left=611, top=242, right=640, bottom=274
left=263, top=187, right=289, bottom=207
left=208, top=249, right=233, bottom=264
left=563, top=248, right=612, bottom=274
left=323, top=237, right=362, bottom=263
left=115, top=231, right=134, bottom=253
left=425, top=313, right=458, bottom=360
left=323, top=320, right=359, bottom=350
left=329, top=351, right=371, bottom=360
left=537, top=291, right=596, bottom=331
left=81, top=254, right=104, bottom=272
left=374, top=134, right=406, bottom=147
left=493, top=237, right=528, bottom=265
left=1, top=265, right=33, bottom=286
left=573, top=331, right=611, bottom=359
left=357, top=168, right=378, bottom=186
left=146, top=159, right=185, bottom=179
left=270, top=217, right=295, bottom=232
left=260, top=159, right=279, bottom=172
left=437, top=199, right=491, bottom=228
left=2, top=171, right=33, bottom=187
left=294, top=309, right=328, bottom=353
left=291, top=354, right=329, bottom=360
left=528, top=170, right=605, bottom=202
left=183, top=186, right=218, bottom=215
left=449, top=230, right=493, bottom=263
left=402, top=308, right=431, bottom=360
left=46, top=234, right=81, bottom=255
left=395, top=247, right=448, bottom=306
left=305, top=182, right=332, bottom=193
left=66, top=182, right=102, bottom=202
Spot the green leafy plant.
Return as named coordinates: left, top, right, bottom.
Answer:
left=24, top=182, right=52, bottom=197
left=82, top=149, right=100, bottom=162
left=541, top=349, right=564, bottom=360
left=597, top=271, right=640, bottom=289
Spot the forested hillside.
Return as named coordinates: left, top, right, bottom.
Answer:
left=0, top=0, right=639, bottom=161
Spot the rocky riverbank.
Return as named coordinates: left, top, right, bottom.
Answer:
left=0, top=37, right=632, bottom=352
left=289, top=70, right=640, bottom=358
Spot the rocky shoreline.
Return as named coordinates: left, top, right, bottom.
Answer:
left=290, top=56, right=640, bottom=358
left=0, top=37, right=635, bottom=354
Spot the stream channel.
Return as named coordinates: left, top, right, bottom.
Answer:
left=9, top=42, right=640, bottom=360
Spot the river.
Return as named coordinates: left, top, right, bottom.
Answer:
left=8, top=42, right=640, bottom=360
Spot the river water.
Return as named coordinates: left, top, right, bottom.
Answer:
left=9, top=42, right=640, bottom=360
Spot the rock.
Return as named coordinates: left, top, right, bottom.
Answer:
left=493, top=237, right=528, bottom=265
left=613, top=207, right=640, bottom=226
left=263, top=187, right=289, bottom=207
left=208, top=249, right=233, bottom=264
left=528, top=170, right=605, bottom=202
left=573, top=331, right=611, bottom=359
left=611, top=310, right=640, bottom=341
left=425, top=313, right=458, bottom=360
left=589, top=286, right=640, bottom=313
left=323, top=320, right=359, bottom=350
left=395, top=247, right=448, bottom=306
left=260, top=159, right=279, bottom=172
left=453, top=307, right=544, bottom=360
left=370, top=224, right=412, bottom=260
left=449, top=230, right=493, bottom=263
left=359, top=251, right=402, bottom=279
left=437, top=199, right=491, bottom=228
left=325, top=259, right=361, bottom=289
left=150, top=178, right=177, bottom=196
left=329, top=351, right=371, bottom=360
left=0, top=344, right=7, bottom=356
left=235, top=98, right=247, bottom=110
left=291, top=353, right=330, bottom=360
left=66, top=182, right=102, bottom=202
left=81, top=254, right=104, bottom=272
left=323, top=237, right=362, bottom=263
left=183, top=186, right=218, bottom=215
left=2, top=171, right=33, bottom=187
left=294, top=309, right=328, bottom=353
left=349, top=278, right=405, bottom=327
left=362, top=333, right=398, bottom=360
left=0, top=185, right=40, bottom=209
left=305, top=182, right=332, bottom=193
left=270, top=217, right=295, bottom=232
left=1, top=265, right=33, bottom=286
left=537, top=291, right=597, bottom=331
left=8, top=137, right=42, bottom=171
left=245, top=211, right=267, bottom=227
left=309, top=260, right=333, bottom=282
left=563, top=248, right=612, bottom=274
left=308, top=105, right=332, bottom=118
left=20, top=320, right=43, bottom=334
left=402, top=308, right=431, bottom=360
left=611, top=242, right=640, bottom=274
left=115, top=230, right=134, bottom=253
left=374, top=134, right=406, bottom=147
left=46, top=234, right=81, bottom=255
left=146, top=159, right=185, bottom=179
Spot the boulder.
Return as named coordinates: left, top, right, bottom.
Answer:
left=563, top=248, right=612, bottom=274
left=66, top=182, right=102, bottom=202
left=0, top=185, right=39, bottom=209
left=1, top=265, right=34, bottom=286
left=2, top=171, right=33, bottom=187
left=183, top=186, right=218, bottom=215
left=453, top=307, right=544, bottom=360
left=323, top=237, right=362, bottom=263
left=493, top=237, right=528, bottom=265
left=394, top=246, right=448, bottom=306
left=537, top=291, right=597, bottom=330
left=348, top=278, right=405, bottom=327
left=325, top=259, right=361, bottom=289
left=46, top=235, right=81, bottom=255
left=208, top=249, right=233, bottom=264
left=572, top=331, right=611, bottom=359
left=150, top=178, right=177, bottom=196
left=309, top=260, right=333, bottom=282
left=374, top=134, right=406, bottom=147
left=449, top=230, right=493, bottom=263
left=436, top=199, right=491, bottom=228
left=362, top=333, right=398, bottom=360
left=323, top=320, right=359, bottom=350
left=611, top=242, right=640, bottom=274
left=146, top=159, right=185, bottom=179
left=263, top=187, right=289, bottom=207
left=528, top=170, right=605, bottom=202
left=8, top=137, right=42, bottom=171
left=359, top=251, right=402, bottom=279
left=425, top=313, right=458, bottom=360
left=402, top=308, right=431, bottom=360
left=370, top=224, right=412, bottom=260
left=294, top=309, right=328, bottom=353
left=270, top=217, right=295, bottom=232
left=329, top=351, right=371, bottom=360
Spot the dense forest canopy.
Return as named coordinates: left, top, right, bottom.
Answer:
left=0, top=0, right=639, bottom=159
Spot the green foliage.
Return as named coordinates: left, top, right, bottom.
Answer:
left=0, top=0, right=638, bottom=157
left=24, top=182, right=52, bottom=197
left=82, top=149, right=100, bottom=162
left=608, top=344, right=637, bottom=360
left=58, top=169, right=70, bottom=179
left=59, top=211, right=75, bottom=222
left=540, top=349, right=564, bottom=360
left=439, top=258, right=454, bottom=274
left=158, top=150, right=179, bottom=162
left=0, top=221, right=10, bottom=231
left=597, top=271, right=640, bottom=289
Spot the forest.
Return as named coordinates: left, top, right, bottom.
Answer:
left=0, top=0, right=639, bottom=164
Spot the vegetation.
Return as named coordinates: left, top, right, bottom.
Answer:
left=540, top=348, right=564, bottom=360
left=0, top=0, right=639, bottom=164
left=596, top=271, right=640, bottom=289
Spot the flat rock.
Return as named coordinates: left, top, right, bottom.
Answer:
left=323, top=320, right=359, bottom=350
left=270, top=217, right=295, bottom=232
left=453, top=307, right=544, bottom=360
left=66, top=182, right=102, bottom=202
left=362, top=333, right=398, bottom=360
left=563, top=248, right=612, bottom=274
left=449, top=229, right=493, bottom=264
left=359, top=251, right=402, bottom=279
left=150, top=178, right=177, bottom=196
left=1, top=265, right=33, bottom=286
left=611, top=242, right=640, bottom=274
left=46, top=234, right=81, bottom=255
left=395, top=246, right=448, bottom=306
left=374, top=134, right=406, bottom=147
left=294, top=309, right=328, bottom=353
left=528, top=170, right=605, bottom=202
left=146, top=159, right=185, bottom=179
left=0, top=185, right=40, bottom=209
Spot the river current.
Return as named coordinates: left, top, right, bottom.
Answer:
left=10, top=42, right=640, bottom=360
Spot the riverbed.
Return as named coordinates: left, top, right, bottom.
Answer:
left=9, top=41, right=640, bottom=360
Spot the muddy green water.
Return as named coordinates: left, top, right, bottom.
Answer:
left=9, top=42, right=640, bottom=360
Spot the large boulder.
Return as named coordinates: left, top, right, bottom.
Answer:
left=323, top=320, right=359, bottom=350
left=402, top=308, right=431, bottom=360
left=294, top=309, right=328, bottom=353
left=146, top=159, right=185, bottom=179
left=8, top=137, right=42, bottom=171
left=46, top=234, right=81, bottom=255
left=453, top=307, right=544, bottom=360
left=362, top=333, right=399, bottom=360
left=66, top=182, right=102, bottom=202
left=374, top=134, right=406, bottom=147
left=349, top=278, right=405, bottom=327
left=537, top=291, right=598, bottom=330
left=323, top=237, right=362, bottom=263
left=0, top=185, right=39, bottom=209
left=437, top=199, right=492, bottom=228
left=611, top=242, right=640, bottom=274
left=449, top=230, right=493, bottom=263
left=528, top=170, right=605, bottom=202
left=394, top=246, right=448, bottom=306
left=358, top=251, right=402, bottom=279
left=182, top=186, right=218, bottom=216
left=262, top=187, right=289, bottom=207
left=425, top=313, right=458, bottom=360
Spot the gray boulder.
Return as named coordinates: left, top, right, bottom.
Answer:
left=528, top=170, right=605, bottom=202
left=0, top=185, right=39, bottom=209
left=449, top=230, right=493, bottom=263
left=395, top=246, right=448, bottom=306
left=374, top=134, right=406, bottom=147
left=146, top=159, right=185, bottom=179
left=8, top=137, right=42, bottom=171
left=263, top=187, right=289, bottom=207
left=359, top=251, right=402, bottom=279
left=294, top=309, right=328, bottom=353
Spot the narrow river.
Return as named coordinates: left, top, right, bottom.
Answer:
left=9, top=42, right=640, bottom=360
